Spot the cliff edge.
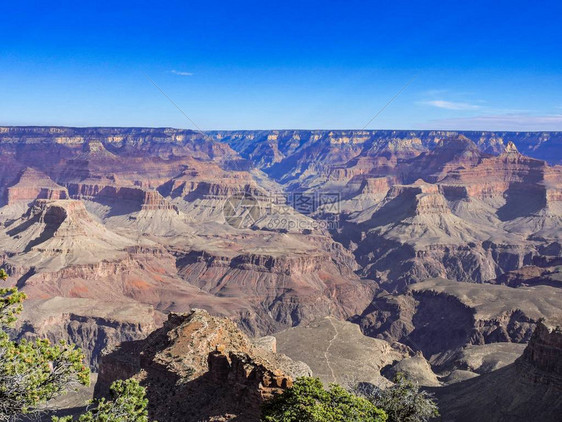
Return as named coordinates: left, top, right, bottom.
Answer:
left=95, top=309, right=311, bottom=422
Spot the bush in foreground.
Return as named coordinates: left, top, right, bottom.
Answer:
left=53, top=378, right=153, bottom=422
left=352, top=374, right=439, bottom=422
left=261, top=377, right=387, bottom=422
left=0, top=270, right=90, bottom=421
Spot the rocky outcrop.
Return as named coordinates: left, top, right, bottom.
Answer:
left=517, top=320, right=562, bottom=386
left=158, top=159, right=264, bottom=201
left=402, top=136, right=485, bottom=184
left=494, top=263, right=562, bottom=288
left=354, top=278, right=562, bottom=360
left=0, top=199, right=135, bottom=270
left=95, top=309, right=311, bottom=422
left=382, top=353, right=440, bottom=386
left=436, top=141, right=556, bottom=215
left=355, top=177, right=395, bottom=195
left=175, top=244, right=374, bottom=335
left=16, top=297, right=158, bottom=369
left=333, top=143, right=562, bottom=288
left=433, top=342, right=527, bottom=378
left=432, top=320, right=562, bottom=421
left=67, top=183, right=176, bottom=211
left=5, top=168, right=68, bottom=205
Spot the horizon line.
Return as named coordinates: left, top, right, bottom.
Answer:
left=1, top=124, right=562, bottom=134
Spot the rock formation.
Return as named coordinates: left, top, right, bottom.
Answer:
left=16, top=297, right=158, bottom=369
left=0, top=125, right=560, bottom=418
left=354, top=278, right=562, bottom=360
left=5, top=168, right=68, bottom=205
left=213, top=129, right=562, bottom=168
left=0, top=128, right=376, bottom=369
left=432, top=320, right=562, bottom=421
left=95, top=309, right=311, bottom=421
left=382, top=353, right=440, bottom=387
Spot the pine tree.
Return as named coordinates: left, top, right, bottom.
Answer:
left=53, top=379, right=153, bottom=422
left=0, top=270, right=90, bottom=421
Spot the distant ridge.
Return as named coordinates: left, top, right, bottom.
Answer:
left=0, top=126, right=561, bottom=165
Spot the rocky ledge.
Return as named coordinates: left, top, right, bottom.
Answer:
left=95, top=309, right=311, bottom=422
left=433, top=320, right=562, bottom=421
left=517, top=319, right=562, bottom=388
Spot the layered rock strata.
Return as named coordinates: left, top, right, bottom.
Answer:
left=95, top=309, right=311, bottom=421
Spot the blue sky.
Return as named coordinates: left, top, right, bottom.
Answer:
left=1, top=0, right=562, bottom=130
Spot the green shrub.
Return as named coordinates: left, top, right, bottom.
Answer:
left=0, top=280, right=90, bottom=421
left=53, top=378, right=153, bottom=422
left=352, top=374, right=439, bottom=422
left=262, top=377, right=387, bottom=422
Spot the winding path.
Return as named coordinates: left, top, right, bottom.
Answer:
left=324, top=317, right=339, bottom=383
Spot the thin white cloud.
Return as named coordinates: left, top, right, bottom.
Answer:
left=170, top=70, right=194, bottom=76
left=420, top=100, right=481, bottom=111
left=425, top=113, right=562, bottom=131
left=423, top=89, right=449, bottom=96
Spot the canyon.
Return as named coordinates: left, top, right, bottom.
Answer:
left=0, top=126, right=560, bottom=420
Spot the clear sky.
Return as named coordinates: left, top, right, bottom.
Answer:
left=1, top=1, right=562, bottom=130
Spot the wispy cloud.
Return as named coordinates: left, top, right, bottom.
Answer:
left=423, top=89, right=449, bottom=96
left=425, top=113, right=562, bottom=131
left=420, top=100, right=481, bottom=111
left=170, top=70, right=193, bottom=76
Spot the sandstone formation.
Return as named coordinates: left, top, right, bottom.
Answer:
left=353, top=278, right=562, bottom=360
left=95, top=309, right=311, bottom=421
left=432, top=320, right=562, bottom=421
left=218, top=130, right=562, bottom=290
left=0, top=127, right=374, bottom=369
left=0, top=125, right=560, bottom=422
left=5, top=168, right=68, bottom=205
left=16, top=298, right=158, bottom=369
left=0, top=126, right=560, bottom=422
